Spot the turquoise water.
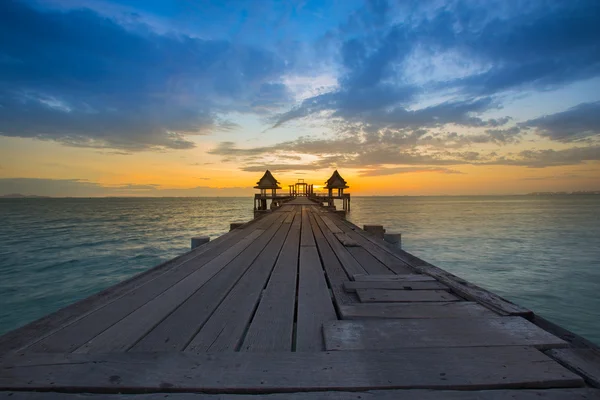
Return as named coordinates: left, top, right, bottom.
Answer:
left=0, top=196, right=599, bottom=343
left=347, top=196, right=600, bottom=343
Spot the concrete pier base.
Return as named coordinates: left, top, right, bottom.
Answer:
left=335, top=210, right=346, bottom=219
left=384, top=232, right=402, bottom=248
left=254, top=210, right=270, bottom=219
left=191, top=236, right=210, bottom=249
left=230, top=222, right=244, bottom=231
left=363, top=225, right=385, bottom=239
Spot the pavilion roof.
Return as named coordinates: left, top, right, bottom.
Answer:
left=324, top=170, right=349, bottom=189
left=254, top=170, right=282, bottom=189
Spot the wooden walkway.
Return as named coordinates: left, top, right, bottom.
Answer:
left=1, top=197, right=599, bottom=398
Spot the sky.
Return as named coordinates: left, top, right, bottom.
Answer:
left=0, top=0, right=599, bottom=196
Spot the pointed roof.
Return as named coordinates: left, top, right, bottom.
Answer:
left=254, top=170, right=282, bottom=189
left=325, top=170, right=349, bottom=189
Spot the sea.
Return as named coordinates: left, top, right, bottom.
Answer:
left=0, top=196, right=599, bottom=343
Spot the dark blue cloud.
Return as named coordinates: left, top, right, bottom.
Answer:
left=521, top=101, right=600, bottom=142
left=445, top=1, right=600, bottom=96
left=274, top=0, right=600, bottom=130
left=2, top=0, right=600, bottom=155
left=0, top=0, right=289, bottom=150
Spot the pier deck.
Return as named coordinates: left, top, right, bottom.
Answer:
left=1, top=197, right=599, bottom=398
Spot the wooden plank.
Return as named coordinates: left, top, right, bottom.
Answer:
left=344, top=281, right=449, bottom=292
left=129, top=214, right=289, bottom=352
left=6, top=213, right=280, bottom=355
left=283, top=210, right=295, bottom=223
left=339, top=302, right=502, bottom=320
left=339, top=219, right=530, bottom=316
left=300, top=207, right=315, bottom=246
left=240, top=212, right=301, bottom=352
left=333, top=232, right=358, bottom=247
left=184, top=215, right=294, bottom=353
left=357, top=289, right=461, bottom=303
left=307, top=210, right=356, bottom=307
left=327, top=217, right=413, bottom=275
left=548, top=348, right=600, bottom=388
left=2, top=389, right=599, bottom=399
left=321, top=215, right=343, bottom=234
left=0, top=347, right=584, bottom=391
left=311, top=212, right=366, bottom=277
left=296, top=244, right=337, bottom=351
left=27, top=228, right=267, bottom=354
left=324, top=318, right=567, bottom=351
left=353, top=274, right=436, bottom=282
left=81, top=213, right=287, bottom=353
left=346, top=246, right=392, bottom=275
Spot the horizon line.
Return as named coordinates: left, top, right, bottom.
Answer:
left=2, top=192, right=600, bottom=199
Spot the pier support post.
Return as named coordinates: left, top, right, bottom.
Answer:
left=363, top=225, right=385, bottom=239
left=191, top=236, right=210, bottom=249
left=384, top=233, right=402, bottom=248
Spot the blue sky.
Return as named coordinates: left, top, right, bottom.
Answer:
left=0, top=0, right=599, bottom=196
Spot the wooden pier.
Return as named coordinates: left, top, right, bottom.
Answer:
left=254, top=170, right=351, bottom=218
left=1, top=178, right=600, bottom=398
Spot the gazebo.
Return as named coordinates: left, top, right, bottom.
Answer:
left=325, top=170, right=349, bottom=196
left=254, top=170, right=281, bottom=211
left=324, top=170, right=350, bottom=210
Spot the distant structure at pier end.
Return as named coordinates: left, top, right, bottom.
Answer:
left=254, top=170, right=351, bottom=217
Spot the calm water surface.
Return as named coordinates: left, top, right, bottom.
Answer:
left=0, top=196, right=598, bottom=343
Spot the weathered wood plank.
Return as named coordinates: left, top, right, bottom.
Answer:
left=312, top=212, right=366, bottom=277
left=0, top=347, right=584, bottom=391
left=344, top=281, right=449, bottom=292
left=346, top=246, right=392, bottom=275
left=128, top=214, right=289, bottom=352
left=333, top=232, right=358, bottom=247
left=283, top=210, right=295, bottom=223
left=357, top=289, right=461, bottom=303
left=184, top=216, right=294, bottom=353
left=28, top=228, right=266, bottom=354
left=240, top=212, right=301, bottom=352
left=548, top=348, right=600, bottom=388
left=2, top=389, right=599, bottom=399
left=327, top=217, right=413, bottom=275
left=339, top=302, right=498, bottom=319
left=8, top=213, right=281, bottom=355
left=321, top=215, right=343, bottom=234
left=339, top=219, right=530, bottom=316
left=300, top=207, right=316, bottom=246
left=80, top=214, right=287, bottom=353
left=353, top=274, right=436, bottom=282
left=323, top=318, right=567, bottom=351
left=404, top=258, right=532, bottom=316
left=308, top=210, right=357, bottom=307
left=296, top=243, right=337, bottom=351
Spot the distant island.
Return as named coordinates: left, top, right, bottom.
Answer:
left=0, top=193, right=51, bottom=198
left=527, top=191, right=600, bottom=196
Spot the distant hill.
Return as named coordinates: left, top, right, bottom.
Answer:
left=0, top=193, right=51, bottom=198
